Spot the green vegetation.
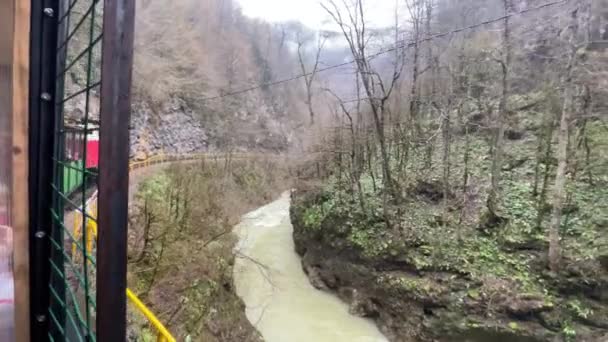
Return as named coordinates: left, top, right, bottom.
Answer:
left=127, top=158, right=289, bottom=341
left=292, top=117, right=608, bottom=341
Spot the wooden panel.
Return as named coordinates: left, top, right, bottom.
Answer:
left=0, top=1, right=12, bottom=65
left=12, top=0, right=30, bottom=341
left=0, top=0, right=15, bottom=340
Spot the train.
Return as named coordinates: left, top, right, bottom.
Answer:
left=63, top=126, right=99, bottom=195
left=0, top=127, right=99, bottom=224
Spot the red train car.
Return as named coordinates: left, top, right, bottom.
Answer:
left=86, top=132, right=99, bottom=169
left=64, top=127, right=99, bottom=169
left=63, top=127, right=99, bottom=194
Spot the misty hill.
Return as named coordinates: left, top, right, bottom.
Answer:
left=130, top=0, right=312, bottom=158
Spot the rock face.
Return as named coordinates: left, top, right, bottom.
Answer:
left=128, top=94, right=295, bottom=160
left=130, top=98, right=209, bottom=160
left=292, top=227, right=440, bottom=342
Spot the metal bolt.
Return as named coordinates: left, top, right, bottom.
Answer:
left=43, top=8, right=54, bottom=17
left=36, top=314, right=46, bottom=323
left=41, top=93, right=52, bottom=101
left=35, top=231, right=46, bottom=239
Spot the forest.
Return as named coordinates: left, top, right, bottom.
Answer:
left=123, top=0, right=608, bottom=341
left=290, top=0, right=608, bottom=341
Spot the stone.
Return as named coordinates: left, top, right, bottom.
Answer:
left=505, top=294, right=553, bottom=317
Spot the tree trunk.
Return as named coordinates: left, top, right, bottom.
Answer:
left=460, top=123, right=471, bottom=225
left=409, top=27, right=421, bottom=139
left=487, top=0, right=512, bottom=218
left=367, top=138, right=378, bottom=192
left=575, top=86, right=593, bottom=185
left=137, top=199, right=153, bottom=263
left=424, top=0, right=436, bottom=171
left=548, top=87, right=572, bottom=271
left=535, top=116, right=556, bottom=231
left=375, top=113, right=394, bottom=195
left=442, top=107, right=451, bottom=224
left=360, top=68, right=395, bottom=197
left=532, top=120, right=547, bottom=196
left=348, top=112, right=366, bottom=212
left=548, top=8, right=579, bottom=272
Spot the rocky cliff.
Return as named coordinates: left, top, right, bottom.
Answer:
left=130, top=99, right=209, bottom=160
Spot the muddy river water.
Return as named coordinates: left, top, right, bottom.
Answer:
left=233, top=192, right=387, bottom=342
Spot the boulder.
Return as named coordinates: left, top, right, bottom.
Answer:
left=505, top=294, right=553, bottom=317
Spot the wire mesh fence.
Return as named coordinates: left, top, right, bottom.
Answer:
left=49, top=0, right=104, bottom=340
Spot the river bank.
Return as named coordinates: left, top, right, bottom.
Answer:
left=127, top=158, right=289, bottom=341
left=233, top=192, right=387, bottom=342
left=290, top=188, right=608, bottom=342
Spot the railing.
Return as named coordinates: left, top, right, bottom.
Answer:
left=74, top=153, right=212, bottom=342
left=128, top=152, right=261, bottom=171
left=72, top=151, right=275, bottom=341
left=128, top=153, right=205, bottom=171
left=73, top=197, right=175, bottom=342
left=126, top=289, right=176, bottom=342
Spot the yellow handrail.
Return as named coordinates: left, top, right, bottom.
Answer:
left=72, top=153, right=203, bottom=341
left=73, top=200, right=177, bottom=341
left=72, top=152, right=271, bottom=340
left=127, top=288, right=177, bottom=342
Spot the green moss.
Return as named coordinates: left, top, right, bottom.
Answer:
left=378, top=274, right=443, bottom=300
left=467, top=289, right=481, bottom=300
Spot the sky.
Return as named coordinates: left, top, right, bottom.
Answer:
left=236, top=0, right=399, bottom=30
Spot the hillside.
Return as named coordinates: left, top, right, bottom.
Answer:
left=62, top=0, right=313, bottom=159
left=62, top=0, right=607, bottom=340
left=129, top=0, right=309, bottom=158
left=290, top=0, right=608, bottom=341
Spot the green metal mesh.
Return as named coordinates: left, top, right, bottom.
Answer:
left=49, top=0, right=103, bottom=340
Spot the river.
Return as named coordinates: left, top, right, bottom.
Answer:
left=233, top=192, right=388, bottom=342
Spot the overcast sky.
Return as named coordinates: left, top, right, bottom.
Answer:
left=236, top=0, right=399, bottom=30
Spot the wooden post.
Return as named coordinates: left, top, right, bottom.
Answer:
left=97, top=0, right=135, bottom=340
left=12, top=1, right=31, bottom=341
left=0, top=1, right=13, bottom=341
left=0, top=0, right=30, bottom=341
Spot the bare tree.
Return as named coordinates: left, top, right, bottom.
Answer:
left=297, top=31, right=326, bottom=125
left=322, top=0, right=406, bottom=197
left=405, top=0, right=426, bottom=138
left=486, top=0, right=513, bottom=222
left=325, top=88, right=366, bottom=212
left=548, top=7, right=580, bottom=271
left=423, top=0, right=437, bottom=170
left=135, top=199, right=156, bottom=263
